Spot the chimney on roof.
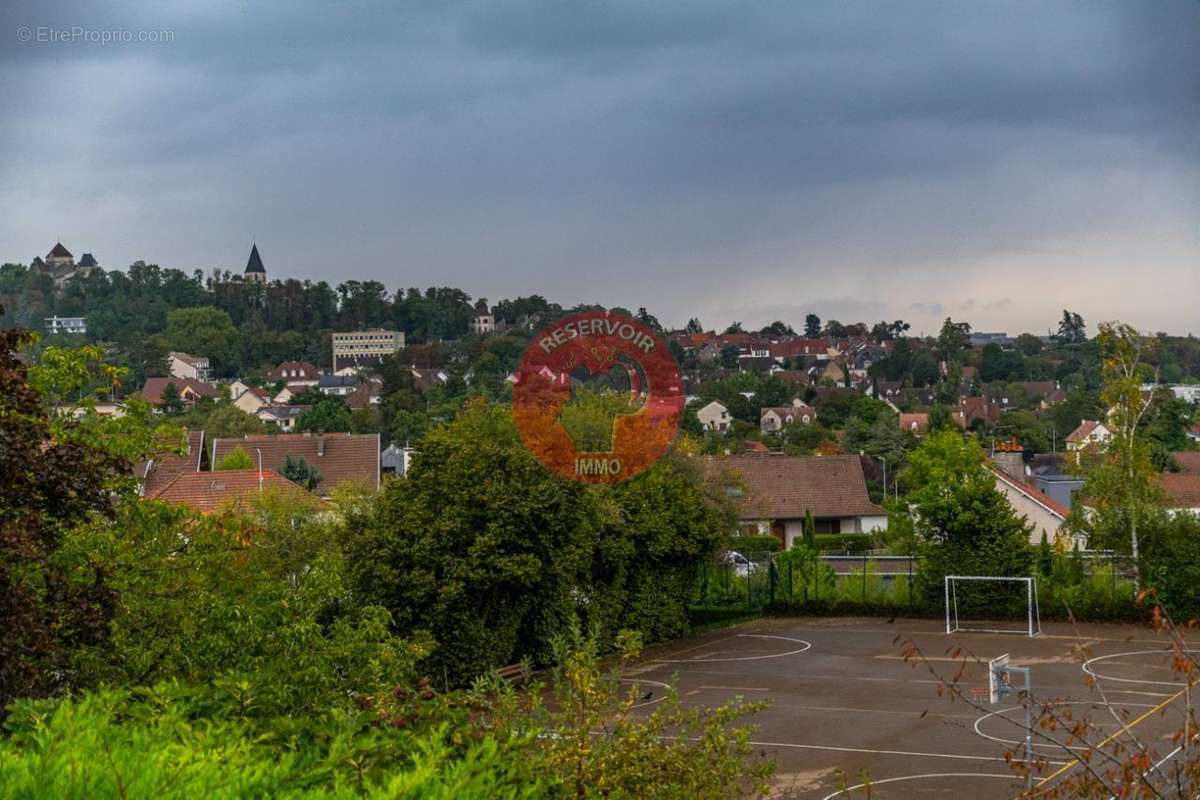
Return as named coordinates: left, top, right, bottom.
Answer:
left=991, top=437, right=1027, bottom=483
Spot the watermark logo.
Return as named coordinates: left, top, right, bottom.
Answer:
left=513, top=310, right=683, bottom=484
left=16, top=26, right=175, bottom=45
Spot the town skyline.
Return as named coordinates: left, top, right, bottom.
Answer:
left=10, top=237, right=1196, bottom=340
left=4, top=1, right=1197, bottom=336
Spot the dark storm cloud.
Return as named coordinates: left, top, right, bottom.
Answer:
left=1, top=0, right=1197, bottom=333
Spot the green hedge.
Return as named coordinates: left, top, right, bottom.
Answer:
left=812, top=534, right=873, bottom=554
left=729, top=535, right=781, bottom=554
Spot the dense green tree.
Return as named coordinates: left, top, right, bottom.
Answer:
left=803, top=314, right=821, bottom=338
left=1015, top=333, right=1043, bottom=356
left=1056, top=310, right=1087, bottom=344
left=1070, top=323, right=1161, bottom=566
left=0, top=326, right=147, bottom=710
left=898, top=431, right=1033, bottom=606
left=343, top=402, right=728, bottom=683
left=812, top=389, right=858, bottom=429
left=296, top=396, right=352, bottom=433
left=158, top=382, right=185, bottom=415
left=758, top=320, right=794, bottom=337
left=280, top=455, right=322, bottom=491
left=927, top=401, right=954, bottom=433
left=935, top=318, right=972, bottom=363
left=910, top=350, right=940, bottom=387
left=196, top=402, right=266, bottom=438
left=163, top=306, right=240, bottom=376
left=216, top=446, right=255, bottom=470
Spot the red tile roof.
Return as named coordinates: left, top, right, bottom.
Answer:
left=1159, top=474, right=1200, bottom=509
left=768, top=339, right=827, bottom=359
left=209, top=433, right=380, bottom=496
left=899, top=413, right=928, bottom=432
left=139, top=377, right=221, bottom=403
left=138, top=430, right=205, bottom=496
left=1066, top=420, right=1103, bottom=444
left=713, top=453, right=882, bottom=520
left=148, top=469, right=323, bottom=514
left=345, top=381, right=381, bottom=411
left=47, top=242, right=72, bottom=258
left=1171, top=452, right=1200, bottom=474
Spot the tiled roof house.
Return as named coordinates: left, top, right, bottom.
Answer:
left=209, top=433, right=380, bottom=497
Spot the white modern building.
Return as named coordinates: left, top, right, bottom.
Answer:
left=331, top=329, right=405, bottom=371
left=45, top=316, right=87, bottom=335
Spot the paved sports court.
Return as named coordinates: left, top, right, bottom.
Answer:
left=627, top=616, right=1193, bottom=798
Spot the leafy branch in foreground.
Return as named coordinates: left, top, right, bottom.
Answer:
left=892, top=595, right=1200, bottom=798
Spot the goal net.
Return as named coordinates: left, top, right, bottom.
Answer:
left=945, top=576, right=1040, bottom=637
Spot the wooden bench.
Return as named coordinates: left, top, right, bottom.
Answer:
left=495, top=663, right=532, bottom=685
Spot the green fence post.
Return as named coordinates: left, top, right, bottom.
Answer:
left=908, top=554, right=914, bottom=606
left=813, top=553, right=818, bottom=602
left=1111, top=550, right=1117, bottom=612
left=861, top=558, right=868, bottom=603
left=768, top=559, right=775, bottom=606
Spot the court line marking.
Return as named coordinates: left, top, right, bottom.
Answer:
left=747, top=622, right=1173, bottom=646
left=678, top=698, right=981, bottom=721
left=973, top=701, right=1156, bottom=751
left=739, top=739, right=1069, bottom=766
left=620, top=677, right=670, bottom=709
left=637, top=665, right=1172, bottom=697
left=819, top=772, right=1014, bottom=799
left=1081, top=648, right=1200, bottom=687
left=1035, top=686, right=1188, bottom=788
left=653, top=634, right=811, bottom=663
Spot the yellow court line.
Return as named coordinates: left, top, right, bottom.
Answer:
left=1035, top=685, right=1187, bottom=788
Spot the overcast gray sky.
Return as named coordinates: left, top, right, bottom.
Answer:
left=2, top=1, right=1197, bottom=335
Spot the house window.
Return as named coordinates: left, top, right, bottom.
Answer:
left=813, top=518, right=841, bottom=534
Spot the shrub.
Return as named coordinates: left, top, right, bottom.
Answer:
left=730, top=534, right=781, bottom=554
left=812, top=534, right=873, bottom=554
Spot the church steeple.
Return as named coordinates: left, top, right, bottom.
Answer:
left=244, top=243, right=266, bottom=283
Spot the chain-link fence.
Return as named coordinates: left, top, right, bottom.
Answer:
left=771, top=553, right=919, bottom=611
left=690, top=547, right=1146, bottom=624
left=689, top=551, right=776, bottom=625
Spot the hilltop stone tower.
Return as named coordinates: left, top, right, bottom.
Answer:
left=244, top=243, right=266, bottom=284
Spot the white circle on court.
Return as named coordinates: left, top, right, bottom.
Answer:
left=973, top=700, right=1155, bottom=751
left=821, top=772, right=1014, bottom=799
left=654, top=634, right=811, bottom=663
left=1082, top=649, right=1200, bottom=687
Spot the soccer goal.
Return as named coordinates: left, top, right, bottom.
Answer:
left=945, top=576, right=1041, bottom=637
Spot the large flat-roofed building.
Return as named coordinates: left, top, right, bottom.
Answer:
left=331, top=329, right=404, bottom=371
left=45, top=316, right=87, bottom=335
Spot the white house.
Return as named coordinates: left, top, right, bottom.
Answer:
left=697, top=400, right=732, bottom=433
left=233, top=387, right=271, bottom=415
left=1066, top=420, right=1113, bottom=452
left=760, top=400, right=817, bottom=434
left=713, top=453, right=886, bottom=548
left=470, top=314, right=496, bottom=335
left=990, top=466, right=1072, bottom=546
left=256, top=404, right=309, bottom=431
left=168, top=352, right=211, bottom=382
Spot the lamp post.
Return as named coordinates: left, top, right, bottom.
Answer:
left=255, top=447, right=263, bottom=494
